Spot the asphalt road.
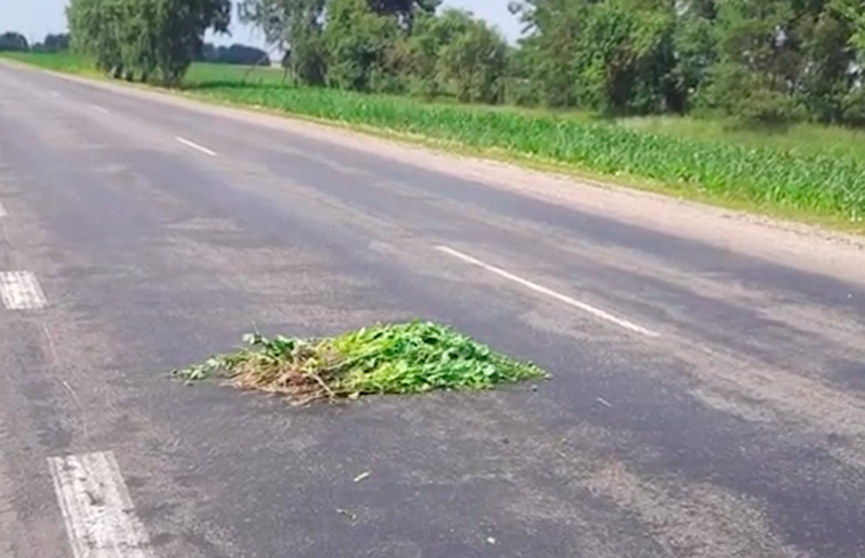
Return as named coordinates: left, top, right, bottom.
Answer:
left=1, top=60, right=865, bottom=558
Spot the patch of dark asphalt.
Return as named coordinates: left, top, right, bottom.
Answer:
left=46, top=192, right=865, bottom=558
left=247, top=136, right=865, bottom=318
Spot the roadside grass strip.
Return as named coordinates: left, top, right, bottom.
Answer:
left=174, top=321, right=549, bottom=405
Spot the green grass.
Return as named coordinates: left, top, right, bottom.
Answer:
left=619, top=114, right=865, bottom=161
left=174, top=321, right=549, bottom=405
left=5, top=51, right=865, bottom=231
left=1, top=51, right=95, bottom=73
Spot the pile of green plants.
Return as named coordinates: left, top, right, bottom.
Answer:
left=174, top=321, right=549, bottom=405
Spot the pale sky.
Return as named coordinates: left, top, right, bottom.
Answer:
left=0, top=0, right=522, bottom=46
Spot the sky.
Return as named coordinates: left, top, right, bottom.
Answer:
left=0, top=0, right=522, bottom=46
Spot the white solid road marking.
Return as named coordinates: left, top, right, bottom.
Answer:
left=435, top=245, right=659, bottom=338
left=91, top=104, right=110, bottom=114
left=48, top=451, right=154, bottom=558
left=0, top=271, right=47, bottom=310
left=175, top=136, right=217, bottom=157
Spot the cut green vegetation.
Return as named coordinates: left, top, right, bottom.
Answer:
left=5, top=51, right=865, bottom=232
left=173, top=321, right=549, bottom=405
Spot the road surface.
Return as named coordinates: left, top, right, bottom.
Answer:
left=1, top=60, right=865, bottom=558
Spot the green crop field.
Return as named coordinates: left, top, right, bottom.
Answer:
left=4, top=51, right=865, bottom=231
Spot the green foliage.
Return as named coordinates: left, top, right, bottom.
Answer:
left=65, top=0, right=231, bottom=85
left=236, top=0, right=865, bottom=125
left=576, top=0, right=678, bottom=114
left=436, top=10, right=508, bottom=104
left=11, top=0, right=865, bottom=125
left=510, top=0, right=586, bottom=108
left=403, top=9, right=472, bottom=98
left=512, top=0, right=865, bottom=126
left=199, top=42, right=271, bottom=65
left=32, top=34, right=72, bottom=53
left=323, top=0, right=404, bottom=92
left=175, top=321, right=548, bottom=404
left=0, top=32, right=30, bottom=52
left=238, top=0, right=328, bottom=85
left=670, top=1, right=719, bottom=112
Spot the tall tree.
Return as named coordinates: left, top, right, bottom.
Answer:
left=510, top=0, right=589, bottom=108
left=367, top=0, right=441, bottom=28
left=67, top=0, right=124, bottom=73
left=66, top=0, right=231, bottom=85
left=694, top=0, right=804, bottom=124
left=0, top=32, right=30, bottom=52
left=671, top=0, right=720, bottom=112
left=435, top=10, right=508, bottom=103
left=575, top=0, right=678, bottom=114
left=238, top=0, right=327, bottom=84
left=323, top=0, right=403, bottom=92
left=512, top=0, right=680, bottom=113
left=41, top=33, right=72, bottom=52
left=404, top=8, right=475, bottom=98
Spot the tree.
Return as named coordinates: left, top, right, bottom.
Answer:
left=511, top=0, right=680, bottom=114
left=0, top=32, right=30, bottom=52
left=323, top=0, right=404, bottom=92
left=238, top=0, right=327, bottom=85
left=66, top=0, right=232, bottom=85
left=435, top=10, right=508, bottom=103
left=696, top=0, right=809, bottom=125
left=574, top=0, right=679, bottom=114
left=200, top=42, right=271, bottom=65
left=367, top=0, right=441, bottom=29
left=35, top=33, right=72, bottom=52
left=67, top=0, right=124, bottom=73
left=149, top=0, right=232, bottom=85
left=670, top=0, right=719, bottom=112
left=510, top=0, right=589, bottom=108
left=404, top=8, right=475, bottom=98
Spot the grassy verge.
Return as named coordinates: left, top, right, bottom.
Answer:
left=174, top=321, right=549, bottom=405
left=5, top=51, right=865, bottom=233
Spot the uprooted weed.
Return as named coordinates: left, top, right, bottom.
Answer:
left=173, top=321, right=549, bottom=405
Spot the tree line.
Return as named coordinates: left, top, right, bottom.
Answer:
left=1, top=25, right=268, bottom=67
left=0, top=32, right=70, bottom=53
left=240, top=0, right=865, bottom=127
left=510, top=0, right=865, bottom=126
left=8, top=0, right=865, bottom=127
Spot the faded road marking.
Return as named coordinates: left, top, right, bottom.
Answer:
left=435, top=245, right=659, bottom=338
left=48, top=451, right=154, bottom=558
left=0, top=201, right=6, bottom=217
left=175, top=136, right=216, bottom=157
left=0, top=271, right=47, bottom=310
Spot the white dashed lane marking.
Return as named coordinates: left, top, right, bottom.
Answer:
left=435, top=245, right=659, bottom=338
left=175, top=136, right=217, bottom=157
left=48, top=451, right=154, bottom=558
left=0, top=201, right=6, bottom=217
left=91, top=104, right=110, bottom=114
left=0, top=271, right=47, bottom=310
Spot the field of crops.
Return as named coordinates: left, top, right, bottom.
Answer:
left=4, top=51, right=865, bottom=228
